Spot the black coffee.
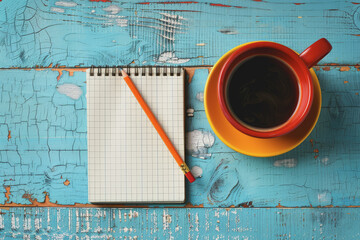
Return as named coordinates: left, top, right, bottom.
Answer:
left=226, top=55, right=299, bottom=129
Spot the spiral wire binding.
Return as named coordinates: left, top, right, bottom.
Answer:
left=89, top=66, right=182, bottom=77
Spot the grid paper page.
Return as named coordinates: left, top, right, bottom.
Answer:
left=87, top=67, right=185, bottom=203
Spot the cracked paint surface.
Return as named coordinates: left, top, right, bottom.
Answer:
left=0, top=69, right=87, bottom=204
left=186, top=130, right=215, bottom=159
left=0, top=207, right=359, bottom=238
left=1, top=67, right=360, bottom=208
left=1, top=1, right=357, bottom=67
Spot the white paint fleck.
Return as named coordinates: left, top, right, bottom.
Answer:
left=0, top=211, right=4, bottom=229
left=91, top=10, right=96, bottom=13
left=82, top=210, right=90, bottom=233
left=23, top=234, right=30, bottom=240
left=196, top=43, right=207, bottom=46
left=186, top=130, right=215, bottom=159
left=159, top=12, right=186, bottom=20
left=195, top=213, right=199, bottom=232
left=321, top=157, right=329, bottom=165
left=75, top=209, right=79, bottom=233
left=186, top=108, right=194, bottom=117
left=23, top=214, right=31, bottom=231
left=175, top=225, right=181, bottom=232
left=11, top=213, right=16, bottom=230
left=112, top=40, right=116, bottom=43
left=68, top=209, right=71, bottom=231
left=35, top=217, right=41, bottom=231
left=47, top=208, right=51, bottom=231
left=215, top=225, right=220, bottom=232
left=51, top=7, right=65, bottom=13
left=159, top=34, right=175, bottom=41
left=57, top=84, right=83, bottom=100
left=94, top=226, right=102, bottom=233
left=191, top=166, right=203, bottom=178
left=273, top=158, right=297, bottom=168
left=129, top=210, right=138, bottom=220
left=116, top=18, right=128, bottom=27
left=103, top=5, right=122, bottom=14
left=151, top=210, right=158, bottom=234
left=124, top=227, right=129, bottom=232
left=218, top=28, right=239, bottom=35
left=196, top=92, right=204, bottom=102
left=163, top=210, right=172, bottom=230
left=155, top=52, right=190, bottom=64
left=57, top=208, right=61, bottom=230
left=55, top=1, right=77, bottom=7
left=318, top=191, right=332, bottom=205
left=159, top=17, right=184, bottom=26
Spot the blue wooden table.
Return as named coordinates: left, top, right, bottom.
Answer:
left=1, top=0, right=360, bottom=238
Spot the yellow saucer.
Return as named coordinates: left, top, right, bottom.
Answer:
left=204, top=43, right=322, bottom=157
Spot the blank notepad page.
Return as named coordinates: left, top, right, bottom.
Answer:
left=87, top=67, right=185, bottom=203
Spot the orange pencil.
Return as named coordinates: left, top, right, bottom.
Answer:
left=120, top=69, right=195, bottom=183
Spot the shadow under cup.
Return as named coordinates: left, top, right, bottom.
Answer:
left=218, top=43, right=314, bottom=138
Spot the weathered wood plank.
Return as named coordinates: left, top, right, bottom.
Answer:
left=0, top=0, right=359, bottom=67
left=1, top=67, right=360, bottom=207
left=0, top=207, right=359, bottom=239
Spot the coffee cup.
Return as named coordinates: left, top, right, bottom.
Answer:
left=218, top=38, right=332, bottom=138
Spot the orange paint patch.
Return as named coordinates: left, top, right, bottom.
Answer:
left=240, top=201, right=254, bottom=208
left=356, top=93, right=359, bottom=95
left=314, top=149, right=319, bottom=153
left=319, top=204, right=334, bottom=208
left=63, top=179, right=70, bottom=186
left=351, top=34, right=360, bottom=36
left=184, top=67, right=212, bottom=83
left=310, top=139, right=314, bottom=147
left=355, top=66, right=360, bottom=71
left=294, top=3, right=305, bottom=5
left=138, top=1, right=198, bottom=4
left=344, top=80, right=349, bottom=84
left=339, top=66, right=350, bottom=72
left=182, top=203, right=204, bottom=208
left=210, top=3, right=231, bottom=7
left=225, top=205, right=236, bottom=211
left=4, top=186, right=10, bottom=203
left=52, top=68, right=87, bottom=81
left=7, top=130, right=11, bottom=141
left=22, top=193, right=34, bottom=204
left=351, top=2, right=360, bottom=4
left=276, top=203, right=285, bottom=208
left=313, top=66, right=320, bottom=71
left=89, top=0, right=111, bottom=2
left=322, top=66, right=331, bottom=71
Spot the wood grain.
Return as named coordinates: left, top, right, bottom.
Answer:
left=1, top=66, right=360, bottom=208
left=0, top=0, right=360, bottom=67
left=0, top=207, right=360, bottom=239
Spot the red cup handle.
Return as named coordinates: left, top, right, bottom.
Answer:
left=299, top=38, right=332, bottom=68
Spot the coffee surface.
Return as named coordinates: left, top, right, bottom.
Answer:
left=226, top=55, right=299, bottom=129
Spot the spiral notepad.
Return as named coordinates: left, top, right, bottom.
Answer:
left=87, top=67, right=185, bottom=203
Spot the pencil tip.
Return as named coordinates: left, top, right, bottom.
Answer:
left=120, top=69, right=128, bottom=77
